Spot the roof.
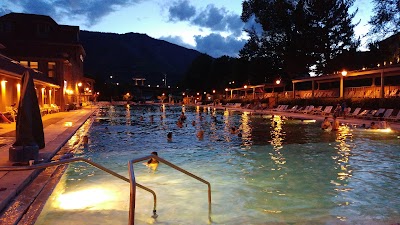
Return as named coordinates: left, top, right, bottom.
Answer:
left=292, top=65, right=400, bottom=84
left=0, top=13, right=57, bottom=25
left=0, top=54, right=59, bottom=88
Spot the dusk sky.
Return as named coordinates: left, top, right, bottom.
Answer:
left=0, top=0, right=374, bottom=58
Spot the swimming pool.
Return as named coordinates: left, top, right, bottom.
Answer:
left=36, top=105, right=400, bottom=224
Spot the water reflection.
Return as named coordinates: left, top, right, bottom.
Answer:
left=240, top=112, right=252, bottom=146
left=333, top=125, right=354, bottom=183
left=269, top=115, right=286, bottom=167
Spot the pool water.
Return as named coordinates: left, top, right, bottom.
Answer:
left=36, top=105, right=400, bottom=225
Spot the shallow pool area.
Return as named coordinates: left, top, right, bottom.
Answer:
left=35, top=105, right=400, bottom=225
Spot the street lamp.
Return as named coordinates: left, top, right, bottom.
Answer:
left=340, top=70, right=347, bottom=98
left=275, top=79, right=281, bottom=85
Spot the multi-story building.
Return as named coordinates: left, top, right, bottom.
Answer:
left=0, top=12, right=93, bottom=112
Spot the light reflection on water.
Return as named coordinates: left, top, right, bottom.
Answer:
left=36, top=105, right=400, bottom=225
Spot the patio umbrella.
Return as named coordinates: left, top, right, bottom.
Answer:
left=9, top=70, right=45, bottom=162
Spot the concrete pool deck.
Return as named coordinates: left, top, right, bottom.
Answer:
left=0, top=104, right=399, bottom=224
left=0, top=107, right=97, bottom=224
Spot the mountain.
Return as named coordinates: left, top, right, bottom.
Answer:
left=79, top=30, right=202, bottom=87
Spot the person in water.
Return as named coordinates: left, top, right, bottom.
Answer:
left=321, top=117, right=332, bottom=130
left=332, top=115, right=340, bottom=131
left=167, top=132, right=172, bottom=141
left=230, top=126, right=239, bottom=134
left=144, top=151, right=159, bottom=171
left=369, top=122, right=379, bottom=129
left=197, top=130, right=204, bottom=140
left=179, top=112, right=187, bottom=121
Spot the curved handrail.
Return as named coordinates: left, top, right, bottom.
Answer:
left=0, top=157, right=157, bottom=225
left=129, top=155, right=212, bottom=223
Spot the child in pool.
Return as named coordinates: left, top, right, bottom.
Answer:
left=144, top=151, right=159, bottom=171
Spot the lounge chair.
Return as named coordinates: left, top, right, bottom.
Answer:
left=51, top=104, right=60, bottom=113
left=319, top=106, right=333, bottom=116
left=348, top=108, right=361, bottom=117
left=302, top=105, right=314, bottom=114
left=376, top=109, right=393, bottom=121
left=287, top=105, right=298, bottom=112
left=272, top=105, right=283, bottom=111
left=355, top=109, right=370, bottom=118
left=387, top=110, right=400, bottom=122
left=365, top=108, right=385, bottom=120
left=310, top=106, right=323, bottom=114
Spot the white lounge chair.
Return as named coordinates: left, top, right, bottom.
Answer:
left=376, top=109, right=393, bottom=121
left=387, top=110, right=400, bottom=122
left=348, top=108, right=361, bottom=117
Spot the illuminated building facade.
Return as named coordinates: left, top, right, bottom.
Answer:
left=0, top=13, right=93, bottom=111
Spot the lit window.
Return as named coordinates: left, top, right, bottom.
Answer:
left=30, top=61, right=38, bottom=69
left=20, top=61, right=28, bottom=67
left=48, top=62, right=56, bottom=77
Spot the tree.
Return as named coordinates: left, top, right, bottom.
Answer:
left=241, top=0, right=358, bottom=77
left=369, top=0, right=400, bottom=38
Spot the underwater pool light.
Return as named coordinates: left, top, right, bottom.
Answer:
left=57, top=188, right=115, bottom=210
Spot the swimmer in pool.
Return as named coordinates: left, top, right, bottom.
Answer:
left=167, top=132, right=172, bottom=142
left=144, top=151, right=159, bottom=171
left=197, top=130, right=204, bottom=140
left=321, top=117, right=332, bottom=130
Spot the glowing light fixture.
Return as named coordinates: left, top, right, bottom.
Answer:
left=77, top=82, right=82, bottom=87
left=341, top=70, right=347, bottom=76
left=57, top=188, right=114, bottom=210
left=64, top=122, right=73, bottom=127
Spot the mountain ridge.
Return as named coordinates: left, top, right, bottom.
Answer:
left=80, top=30, right=203, bottom=87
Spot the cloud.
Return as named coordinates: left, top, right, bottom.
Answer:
left=0, top=7, right=11, bottom=17
left=194, top=33, right=247, bottom=58
left=167, top=2, right=245, bottom=36
left=168, top=0, right=196, bottom=21
left=1, top=0, right=142, bottom=27
left=159, top=35, right=194, bottom=49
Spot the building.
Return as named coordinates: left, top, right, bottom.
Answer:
left=0, top=51, right=59, bottom=115
left=0, top=13, right=94, bottom=111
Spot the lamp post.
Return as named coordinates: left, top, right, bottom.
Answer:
left=340, top=70, right=347, bottom=98
left=162, top=74, right=167, bottom=87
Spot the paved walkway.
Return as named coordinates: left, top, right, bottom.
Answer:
left=0, top=107, right=97, bottom=224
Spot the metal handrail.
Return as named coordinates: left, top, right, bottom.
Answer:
left=129, top=155, right=212, bottom=223
left=0, top=157, right=157, bottom=225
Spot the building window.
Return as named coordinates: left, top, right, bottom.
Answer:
left=30, top=61, right=38, bottom=69
left=20, top=61, right=28, bottom=67
left=20, top=61, right=39, bottom=69
left=48, top=62, right=56, bottom=78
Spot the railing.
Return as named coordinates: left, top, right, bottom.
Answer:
left=1, top=156, right=212, bottom=225
left=129, top=155, right=212, bottom=223
left=0, top=157, right=157, bottom=225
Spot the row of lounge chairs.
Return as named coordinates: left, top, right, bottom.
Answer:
left=2, top=103, right=61, bottom=122
left=39, top=104, right=60, bottom=116
left=271, top=104, right=400, bottom=122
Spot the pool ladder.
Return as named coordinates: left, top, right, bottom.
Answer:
left=0, top=155, right=212, bottom=225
